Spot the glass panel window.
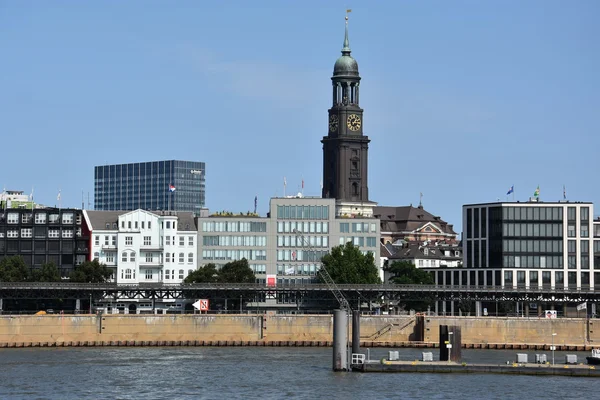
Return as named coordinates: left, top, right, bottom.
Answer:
left=35, top=213, right=47, bottom=224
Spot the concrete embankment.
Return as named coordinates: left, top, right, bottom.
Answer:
left=0, top=314, right=597, bottom=349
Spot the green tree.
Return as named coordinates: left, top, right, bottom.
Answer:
left=320, top=242, right=381, bottom=284
left=184, top=263, right=220, bottom=284
left=218, top=258, right=255, bottom=283
left=31, top=262, right=61, bottom=282
left=0, top=256, right=31, bottom=282
left=69, top=260, right=112, bottom=283
left=385, top=260, right=435, bottom=312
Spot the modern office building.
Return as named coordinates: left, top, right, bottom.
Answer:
left=461, top=200, right=596, bottom=291
left=94, top=160, right=206, bottom=215
left=197, top=195, right=380, bottom=309
left=0, top=207, right=89, bottom=277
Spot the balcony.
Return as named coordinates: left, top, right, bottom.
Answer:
left=101, top=244, right=117, bottom=250
left=140, top=244, right=163, bottom=251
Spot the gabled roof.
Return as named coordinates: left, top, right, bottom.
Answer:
left=85, top=210, right=124, bottom=230
left=84, top=210, right=197, bottom=232
left=388, top=243, right=462, bottom=261
left=374, top=205, right=457, bottom=236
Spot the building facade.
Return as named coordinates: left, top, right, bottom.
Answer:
left=0, top=207, right=89, bottom=277
left=375, top=205, right=458, bottom=246
left=84, top=209, right=198, bottom=313
left=197, top=196, right=381, bottom=294
left=322, top=16, right=370, bottom=206
left=460, top=201, right=597, bottom=290
left=94, top=160, right=206, bottom=215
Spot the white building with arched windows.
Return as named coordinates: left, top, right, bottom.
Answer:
left=83, top=209, right=198, bottom=313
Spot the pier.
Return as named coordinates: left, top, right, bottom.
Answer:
left=354, top=359, right=600, bottom=377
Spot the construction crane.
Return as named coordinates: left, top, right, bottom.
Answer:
left=293, top=229, right=350, bottom=311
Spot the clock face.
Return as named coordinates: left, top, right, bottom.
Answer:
left=329, top=115, right=339, bottom=132
left=347, top=114, right=361, bottom=131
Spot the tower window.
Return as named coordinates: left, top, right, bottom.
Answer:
left=352, top=182, right=359, bottom=196
left=352, top=161, right=358, bottom=170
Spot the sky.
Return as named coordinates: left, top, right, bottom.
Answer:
left=1, top=0, right=599, bottom=234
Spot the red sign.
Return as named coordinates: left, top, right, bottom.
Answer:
left=199, top=299, right=209, bottom=311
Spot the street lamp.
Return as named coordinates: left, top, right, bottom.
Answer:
left=551, top=333, right=557, bottom=365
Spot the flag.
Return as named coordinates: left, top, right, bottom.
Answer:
left=302, top=178, right=304, bottom=189
left=254, top=195, right=257, bottom=209
left=563, top=185, right=566, bottom=200
left=30, top=187, right=34, bottom=201
left=169, top=184, right=176, bottom=192
left=57, top=190, right=61, bottom=201
left=506, top=185, right=514, bottom=195
left=283, top=177, right=287, bottom=187
left=533, top=185, right=540, bottom=198
left=346, top=9, right=352, bottom=13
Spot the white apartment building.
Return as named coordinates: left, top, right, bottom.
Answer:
left=83, top=209, right=198, bottom=313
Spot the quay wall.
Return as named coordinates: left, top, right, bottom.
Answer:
left=0, top=314, right=597, bottom=348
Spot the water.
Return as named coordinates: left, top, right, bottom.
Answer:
left=0, top=347, right=596, bottom=399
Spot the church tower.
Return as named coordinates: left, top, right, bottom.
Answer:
left=322, top=13, right=375, bottom=216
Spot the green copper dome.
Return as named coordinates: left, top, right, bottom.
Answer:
left=333, top=19, right=359, bottom=77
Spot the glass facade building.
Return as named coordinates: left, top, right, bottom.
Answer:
left=94, top=160, right=206, bottom=214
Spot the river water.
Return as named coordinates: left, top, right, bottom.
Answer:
left=0, top=347, right=595, bottom=399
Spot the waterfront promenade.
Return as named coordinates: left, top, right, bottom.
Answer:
left=0, top=314, right=596, bottom=349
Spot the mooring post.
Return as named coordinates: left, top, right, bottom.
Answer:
left=333, top=309, right=348, bottom=371
left=352, top=310, right=360, bottom=356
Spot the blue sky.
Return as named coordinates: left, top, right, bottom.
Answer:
left=1, top=1, right=599, bottom=234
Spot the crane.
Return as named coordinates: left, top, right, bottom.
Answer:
left=293, top=229, right=350, bottom=311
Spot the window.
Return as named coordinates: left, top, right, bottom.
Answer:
left=21, top=228, right=32, bottom=238
left=125, top=236, right=133, bottom=246
left=125, top=269, right=132, bottom=279
left=179, top=253, right=184, bottom=263
left=179, top=236, right=185, bottom=246
left=122, top=252, right=128, bottom=262
left=188, top=253, right=193, bottom=264
left=145, top=269, right=153, bottom=280
left=34, top=213, right=46, bottom=224
left=62, top=229, right=73, bottom=238
left=582, top=224, right=589, bottom=238
left=179, top=269, right=184, bottom=280
left=95, top=235, right=100, bottom=246
left=189, top=236, right=194, bottom=246
left=62, top=213, right=74, bottom=224
left=48, top=229, right=60, bottom=238
left=135, top=221, right=138, bottom=229
left=130, top=252, right=136, bottom=262
left=166, top=236, right=171, bottom=246
left=141, top=221, right=145, bottom=229
left=568, top=224, right=576, bottom=238
left=148, top=221, right=152, bottom=229
left=128, top=221, right=132, bottom=229
left=166, top=221, right=171, bottom=229
left=106, top=253, right=114, bottom=263
left=165, top=269, right=170, bottom=279
left=146, top=253, right=153, bottom=263
left=581, top=207, right=589, bottom=221
left=7, top=213, right=18, bottom=224
left=144, top=236, right=151, bottom=246
left=112, top=236, right=117, bottom=246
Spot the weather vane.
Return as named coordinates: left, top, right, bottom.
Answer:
left=346, top=8, right=352, bottom=21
